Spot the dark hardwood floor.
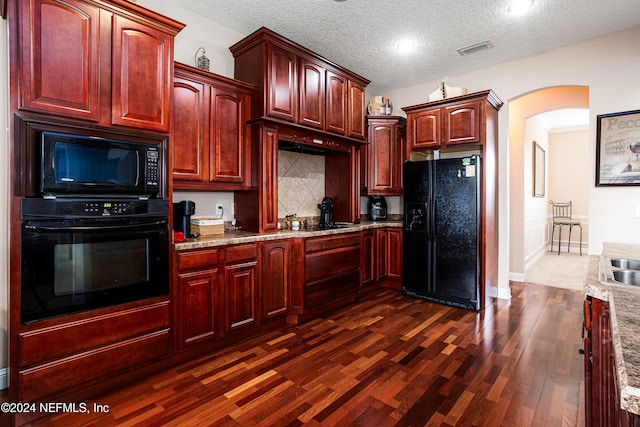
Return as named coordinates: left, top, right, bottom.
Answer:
left=6, top=282, right=586, bottom=426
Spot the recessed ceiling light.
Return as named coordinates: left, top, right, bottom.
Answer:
left=507, top=0, right=534, bottom=15
left=395, top=39, right=416, bottom=54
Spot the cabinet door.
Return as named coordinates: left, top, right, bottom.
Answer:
left=172, top=76, right=209, bottom=183
left=368, top=121, right=396, bottom=193
left=267, top=43, right=297, bottom=122
left=299, top=59, right=324, bottom=130
left=376, top=229, right=388, bottom=282
left=360, top=230, right=375, bottom=289
left=261, top=241, right=290, bottom=321
left=224, top=261, right=258, bottom=332
left=16, top=0, right=101, bottom=121
left=325, top=70, right=347, bottom=135
left=347, top=80, right=366, bottom=139
left=178, top=269, right=219, bottom=349
left=111, top=14, right=173, bottom=131
left=442, top=101, right=481, bottom=145
left=210, top=87, right=250, bottom=184
left=387, top=228, right=403, bottom=283
left=408, top=109, right=441, bottom=151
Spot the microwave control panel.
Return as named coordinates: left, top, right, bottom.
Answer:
left=145, top=149, right=160, bottom=188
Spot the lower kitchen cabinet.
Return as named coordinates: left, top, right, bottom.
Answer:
left=176, top=248, right=220, bottom=349
left=386, top=228, right=403, bottom=287
left=288, top=232, right=360, bottom=323
left=360, top=228, right=403, bottom=293
left=16, top=302, right=171, bottom=404
left=360, top=229, right=376, bottom=289
left=261, top=240, right=291, bottom=321
left=584, top=296, right=640, bottom=426
left=223, top=244, right=259, bottom=333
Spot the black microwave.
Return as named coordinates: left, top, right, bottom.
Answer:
left=39, top=131, right=163, bottom=198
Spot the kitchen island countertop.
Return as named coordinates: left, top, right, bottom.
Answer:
left=174, top=220, right=403, bottom=251
left=584, top=242, right=640, bottom=416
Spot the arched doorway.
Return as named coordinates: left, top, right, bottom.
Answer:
left=508, top=86, right=590, bottom=281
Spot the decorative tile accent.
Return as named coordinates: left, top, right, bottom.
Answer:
left=278, top=151, right=325, bottom=218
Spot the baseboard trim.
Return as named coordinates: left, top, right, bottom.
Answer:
left=509, top=272, right=526, bottom=282
left=0, top=367, right=7, bottom=390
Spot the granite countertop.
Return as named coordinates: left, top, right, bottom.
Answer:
left=174, top=220, right=403, bottom=251
left=583, top=242, right=640, bottom=415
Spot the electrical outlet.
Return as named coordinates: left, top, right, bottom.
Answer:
left=636, top=206, right=640, bottom=218
left=215, top=203, right=223, bottom=217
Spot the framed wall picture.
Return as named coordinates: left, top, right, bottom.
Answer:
left=533, top=141, right=545, bottom=197
left=596, top=109, right=640, bottom=186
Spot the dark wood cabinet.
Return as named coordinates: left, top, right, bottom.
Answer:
left=403, top=90, right=502, bottom=307
left=362, top=116, right=406, bottom=195
left=288, top=233, right=360, bottom=323
left=234, top=123, right=280, bottom=233
left=360, top=227, right=402, bottom=293
left=178, top=269, right=219, bottom=348
left=260, top=240, right=291, bottom=321
left=299, top=58, right=324, bottom=130
left=360, top=230, right=376, bottom=290
left=12, top=0, right=183, bottom=132
left=376, top=228, right=389, bottom=282
left=584, top=297, right=640, bottom=426
left=347, top=80, right=367, bottom=140
left=386, top=228, right=403, bottom=286
left=230, top=27, right=369, bottom=141
left=172, top=63, right=254, bottom=190
left=223, top=244, right=259, bottom=333
left=405, top=108, right=441, bottom=151
left=176, top=249, right=220, bottom=349
left=16, top=302, right=170, bottom=403
left=404, top=95, right=491, bottom=152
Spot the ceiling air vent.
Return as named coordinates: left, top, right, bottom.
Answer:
left=457, top=40, right=494, bottom=56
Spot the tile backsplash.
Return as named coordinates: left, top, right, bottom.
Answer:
left=278, top=150, right=325, bottom=219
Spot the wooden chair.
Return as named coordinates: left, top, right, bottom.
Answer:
left=549, top=201, right=582, bottom=255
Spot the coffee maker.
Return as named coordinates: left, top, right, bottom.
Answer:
left=318, top=197, right=335, bottom=230
left=173, top=200, right=196, bottom=237
left=367, top=196, right=387, bottom=221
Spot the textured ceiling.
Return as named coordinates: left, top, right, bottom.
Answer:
left=166, top=0, right=640, bottom=96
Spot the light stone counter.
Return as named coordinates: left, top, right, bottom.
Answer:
left=583, top=243, right=640, bottom=415
left=173, top=220, right=402, bottom=251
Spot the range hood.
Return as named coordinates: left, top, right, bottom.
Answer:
left=278, top=141, right=336, bottom=156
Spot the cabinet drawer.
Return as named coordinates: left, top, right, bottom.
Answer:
left=19, top=329, right=170, bottom=401
left=305, top=246, right=360, bottom=282
left=305, top=233, right=360, bottom=253
left=177, top=249, right=218, bottom=271
left=225, top=244, right=257, bottom=264
left=18, top=302, right=169, bottom=367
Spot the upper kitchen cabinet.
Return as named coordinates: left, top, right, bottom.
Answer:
left=11, top=0, right=184, bottom=132
left=362, top=116, right=406, bottom=195
left=229, top=27, right=370, bottom=141
left=172, top=63, right=254, bottom=190
left=403, top=90, right=502, bottom=154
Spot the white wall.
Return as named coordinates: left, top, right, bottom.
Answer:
left=385, top=26, right=640, bottom=299
left=523, top=115, right=550, bottom=272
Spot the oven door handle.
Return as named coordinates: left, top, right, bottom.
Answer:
left=24, top=220, right=167, bottom=232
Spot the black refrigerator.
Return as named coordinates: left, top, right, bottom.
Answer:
left=402, top=156, right=481, bottom=311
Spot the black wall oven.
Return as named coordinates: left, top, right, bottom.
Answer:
left=17, top=121, right=171, bottom=324
left=21, top=198, right=169, bottom=323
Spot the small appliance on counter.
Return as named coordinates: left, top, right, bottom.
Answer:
left=318, top=197, right=335, bottom=230
left=367, top=196, right=388, bottom=221
left=173, top=200, right=197, bottom=238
